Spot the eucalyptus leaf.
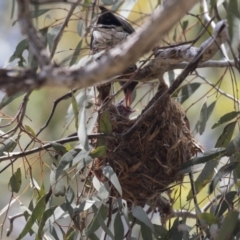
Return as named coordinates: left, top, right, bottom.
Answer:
left=69, top=40, right=82, bottom=66
left=114, top=211, right=124, bottom=240
left=8, top=168, right=21, bottom=193
left=180, top=83, right=201, bottom=104
left=0, top=91, right=25, bottom=109
left=215, top=211, right=239, bottom=240
left=215, top=121, right=236, bottom=147
left=209, top=162, right=238, bottom=194
left=132, top=206, right=154, bottom=231
left=212, top=111, right=240, bottom=129
left=0, top=135, right=18, bottom=157
left=17, top=196, right=46, bottom=240
left=102, top=166, right=122, bottom=196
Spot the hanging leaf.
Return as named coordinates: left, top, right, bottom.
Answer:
left=99, top=110, right=112, bottom=134
left=212, top=111, right=240, bottom=129
left=0, top=135, right=18, bottom=157
left=196, top=102, right=208, bottom=135
left=226, top=133, right=240, bottom=156
left=47, top=25, right=62, bottom=53
left=78, top=101, right=89, bottom=151
left=97, top=182, right=110, bottom=200
left=55, top=148, right=81, bottom=180
left=69, top=40, right=83, bottom=66
left=50, top=168, right=66, bottom=197
left=153, top=224, right=168, bottom=239
left=102, top=166, right=122, bottom=196
left=187, top=160, right=219, bottom=200
left=168, top=218, right=183, bottom=240
left=215, top=121, right=236, bottom=148
left=71, top=94, right=79, bottom=130
left=132, top=206, right=154, bottom=231
left=141, top=222, right=153, bottom=240
left=30, top=9, right=51, bottom=18
left=37, top=206, right=57, bottom=239
left=50, top=142, right=67, bottom=156
left=182, top=20, right=189, bottom=31
left=209, top=162, right=238, bottom=194
left=101, top=0, right=117, bottom=6
left=77, top=20, right=84, bottom=37
left=8, top=168, right=21, bottom=193
left=0, top=91, right=25, bottom=109
left=215, top=191, right=237, bottom=217
left=17, top=196, right=46, bottom=240
left=114, top=211, right=124, bottom=240
left=89, top=146, right=107, bottom=158
left=179, top=83, right=201, bottom=104
left=9, top=39, right=28, bottom=66
left=198, top=212, right=218, bottom=225
left=179, top=148, right=226, bottom=172
left=215, top=211, right=239, bottom=240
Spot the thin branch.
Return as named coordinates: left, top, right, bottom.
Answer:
left=0, top=133, right=112, bottom=163
left=50, top=0, right=83, bottom=59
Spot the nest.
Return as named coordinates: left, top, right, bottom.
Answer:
left=93, top=86, right=202, bottom=206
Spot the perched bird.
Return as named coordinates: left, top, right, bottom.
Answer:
left=90, top=6, right=138, bottom=107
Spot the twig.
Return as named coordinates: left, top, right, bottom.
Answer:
left=50, top=0, right=83, bottom=59
left=0, top=133, right=111, bottom=164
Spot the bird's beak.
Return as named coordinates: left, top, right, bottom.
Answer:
left=125, top=88, right=132, bottom=107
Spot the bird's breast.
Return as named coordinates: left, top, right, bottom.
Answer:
left=92, top=26, right=129, bottom=52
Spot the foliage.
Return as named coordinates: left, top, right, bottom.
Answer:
left=0, top=0, right=240, bottom=240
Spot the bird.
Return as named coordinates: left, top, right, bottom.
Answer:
left=90, top=6, right=138, bottom=108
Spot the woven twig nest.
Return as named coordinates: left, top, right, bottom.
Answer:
left=93, top=86, right=202, bottom=206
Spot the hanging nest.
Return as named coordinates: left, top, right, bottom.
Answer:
left=93, top=84, right=202, bottom=206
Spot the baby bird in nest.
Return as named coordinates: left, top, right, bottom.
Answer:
left=90, top=6, right=138, bottom=108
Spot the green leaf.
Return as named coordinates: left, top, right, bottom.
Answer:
left=209, top=162, right=238, bottom=194
left=102, top=166, right=122, bottom=196
left=17, top=196, right=46, bottom=240
left=56, top=149, right=81, bottom=180
left=182, top=20, right=189, bottom=31
left=78, top=101, right=89, bottom=151
left=180, top=83, right=201, bottom=104
left=215, top=191, right=237, bottom=217
left=101, top=0, right=116, bottom=5
left=86, top=204, right=113, bottom=238
left=75, top=200, right=95, bottom=213
left=226, top=133, right=240, bottom=156
left=215, top=121, right=236, bottom=147
left=30, top=9, right=50, bottom=18
left=89, top=146, right=107, bottom=159
left=65, top=186, right=75, bottom=204
left=47, top=25, right=62, bottom=53
left=65, top=89, right=87, bottom=128
left=50, top=168, right=66, bottom=197
left=197, top=102, right=208, bottom=135
left=24, top=125, right=36, bottom=137
left=8, top=168, right=21, bottom=193
left=71, top=94, right=79, bottom=130
left=132, top=206, right=154, bottom=231
left=168, top=218, right=183, bottom=240
left=9, top=39, right=28, bottom=66
left=97, top=182, right=110, bottom=200
left=99, top=110, right=112, bottom=134
left=179, top=148, right=226, bottom=172
left=141, top=222, right=153, bottom=240
left=37, top=207, right=57, bottom=240
left=212, top=111, right=240, bottom=129
left=187, top=160, right=218, bottom=200
left=50, top=142, right=67, bottom=156
left=77, top=20, right=84, bottom=37
left=228, top=0, right=239, bottom=18
left=114, top=211, right=124, bottom=240
left=153, top=224, right=168, bottom=239
left=198, top=213, right=218, bottom=225
left=0, top=135, right=18, bottom=157
left=215, top=211, right=239, bottom=240
left=69, top=40, right=83, bottom=66
left=0, top=91, right=25, bottom=109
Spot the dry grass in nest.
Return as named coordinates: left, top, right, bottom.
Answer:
left=93, top=90, right=202, bottom=206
